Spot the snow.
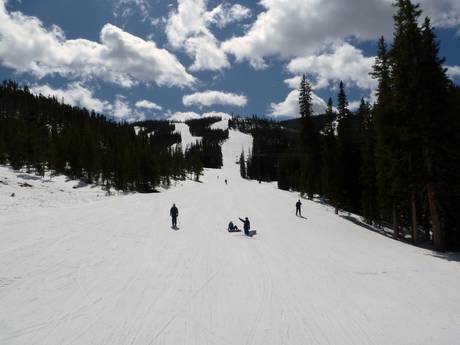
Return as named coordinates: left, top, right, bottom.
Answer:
left=1, top=120, right=459, bottom=345
left=0, top=167, right=110, bottom=216
left=172, top=122, right=202, bottom=153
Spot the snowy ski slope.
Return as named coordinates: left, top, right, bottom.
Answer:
left=0, top=120, right=459, bottom=345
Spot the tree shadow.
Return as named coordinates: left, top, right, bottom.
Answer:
left=17, top=174, right=41, bottom=181
left=425, top=252, right=460, bottom=262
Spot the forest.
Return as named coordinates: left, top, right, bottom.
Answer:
left=234, top=1, right=460, bottom=251
left=0, top=82, right=209, bottom=192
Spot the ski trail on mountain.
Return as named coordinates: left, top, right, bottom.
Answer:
left=0, top=120, right=459, bottom=345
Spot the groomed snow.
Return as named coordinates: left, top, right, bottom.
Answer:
left=1, top=120, right=459, bottom=345
left=171, top=122, right=202, bottom=153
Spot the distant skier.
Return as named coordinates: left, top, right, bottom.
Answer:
left=239, top=217, right=256, bottom=236
left=296, top=199, right=302, bottom=217
left=225, top=179, right=228, bottom=185
left=170, top=203, right=179, bottom=228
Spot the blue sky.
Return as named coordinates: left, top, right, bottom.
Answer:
left=0, top=0, right=459, bottom=121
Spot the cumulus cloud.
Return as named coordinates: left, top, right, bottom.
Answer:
left=446, top=65, right=460, bottom=79
left=221, top=0, right=460, bottom=69
left=287, top=42, right=377, bottom=90
left=269, top=89, right=327, bottom=118
left=284, top=76, right=303, bottom=89
left=418, top=0, right=460, bottom=29
left=165, top=0, right=250, bottom=71
left=168, top=111, right=201, bottom=122
left=167, top=110, right=232, bottom=122
left=183, top=90, right=247, bottom=108
left=30, top=83, right=111, bottom=113
left=29, top=83, right=149, bottom=121
left=135, top=100, right=162, bottom=110
left=0, top=2, right=195, bottom=88
left=206, top=3, right=251, bottom=28
left=222, top=0, right=393, bottom=69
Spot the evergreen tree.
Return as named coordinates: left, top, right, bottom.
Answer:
left=390, top=0, right=424, bottom=243
left=298, top=75, right=321, bottom=199
left=336, top=81, right=360, bottom=212
left=418, top=17, right=451, bottom=249
left=239, top=150, right=246, bottom=178
left=357, top=99, right=378, bottom=223
left=321, top=97, right=339, bottom=212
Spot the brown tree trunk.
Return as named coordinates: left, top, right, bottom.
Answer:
left=423, top=146, right=445, bottom=251
left=427, top=183, right=445, bottom=251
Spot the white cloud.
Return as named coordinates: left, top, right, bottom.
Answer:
left=167, top=110, right=232, bottom=122
left=284, top=76, right=302, bottom=89
left=269, top=89, right=327, bottom=118
left=183, top=90, right=247, bottom=108
left=206, top=3, right=251, bottom=28
left=30, top=83, right=111, bottom=113
left=29, top=83, right=148, bottom=121
left=0, top=2, right=195, bottom=88
left=222, top=0, right=394, bottom=68
left=135, top=100, right=162, bottom=111
left=446, top=65, right=460, bottom=79
left=165, top=0, right=233, bottom=71
left=287, top=43, right=377, bottom=90
left=221, top=0, right=460, bottom=69
left=168, top=111, right=201, bottom=122
left=418, top=0, right=460, bottom=29
left=112, top=95, right=132, bottom=118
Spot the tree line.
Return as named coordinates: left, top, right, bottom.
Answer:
left=185, top=117, right=229, bottom=169
left=0, top=81, right=204, bottom=192
left=236, top=0, right=460, bottom=251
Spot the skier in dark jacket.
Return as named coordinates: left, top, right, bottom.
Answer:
left=239, top=217, right=250, bottom=235
left=296, top=199, right=302, bottom=217
left=228, top=221, right=239, bottom=232
left=170, top=203, right=179, bottom=228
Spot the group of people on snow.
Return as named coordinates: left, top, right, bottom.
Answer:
left=227, top=217, right=254, bottom=236
left=169, top=199, right=303, bottom=235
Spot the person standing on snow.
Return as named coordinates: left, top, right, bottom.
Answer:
left=239, top=217, right=251, bottom=236
left=296, top=199, right=302, bottom=217
left=170, top=203, right=179, bottom=228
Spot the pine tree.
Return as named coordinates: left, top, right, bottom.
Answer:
left=336, top=81, right=359, bottom=212
left=391, top=0, right=424, bottom=243
left=357, top=99, right=378, bottom=223
left=321, top=97, right=339, bottom=212
left=298, top=75, right=320, bottom=199
left=239, top=150, right=246, bottom=178
left=418, top=17, right=451, bottom=250
left=371, top=36, right=402, bottom=236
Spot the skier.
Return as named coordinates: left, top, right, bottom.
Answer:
left=228, top=221, right=239, bottom=232
left=225, top=179, right=228, bottom=185
left=170, top=203, right=179, bottom=228
left=239, top=217, right=255, bottom=236
left=296, top=199, right=302, bottom=217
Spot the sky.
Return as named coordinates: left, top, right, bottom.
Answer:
left=0, top=0, right=459, bottom=122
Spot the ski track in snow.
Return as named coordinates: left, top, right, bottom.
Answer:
left=1, top=120, right=460, bottom=345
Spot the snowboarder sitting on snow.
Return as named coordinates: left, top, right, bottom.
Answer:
left=239, top=217, right=254, bottom=236
left=228, top=221, right=240, bottom=232
left=170, top=203, right=179, bottom=228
